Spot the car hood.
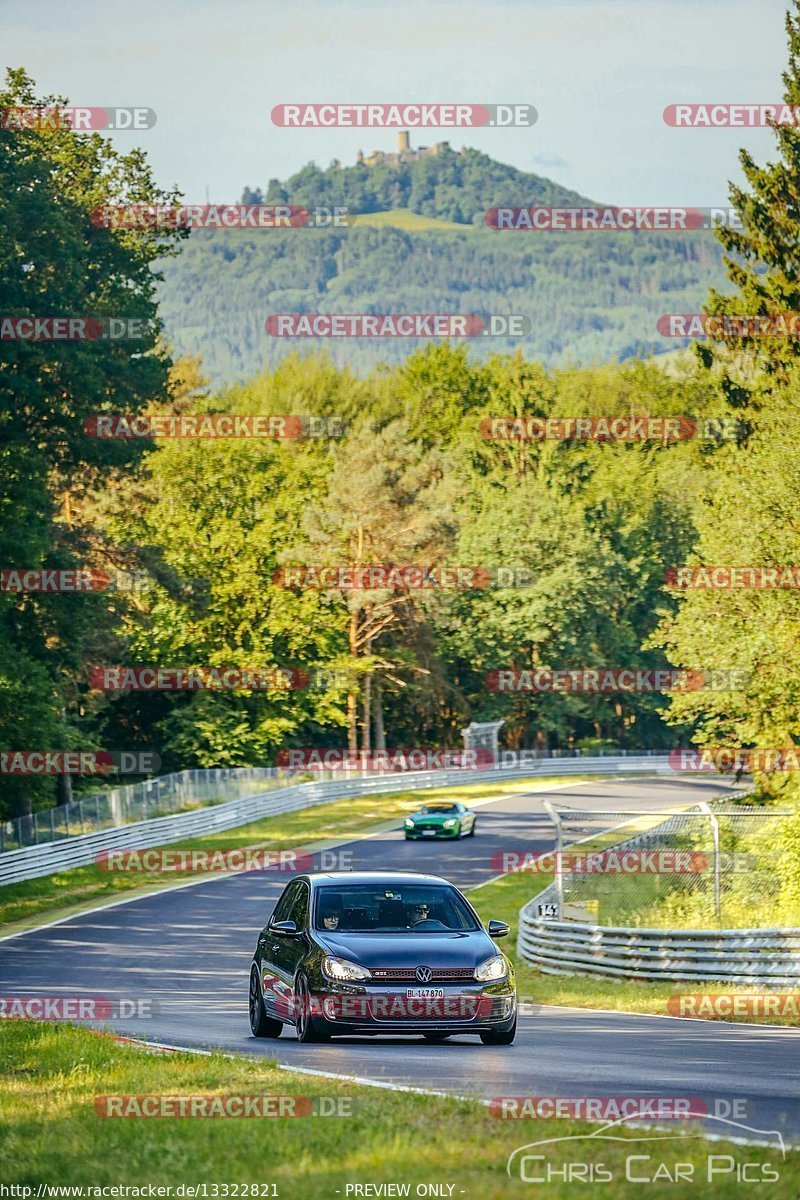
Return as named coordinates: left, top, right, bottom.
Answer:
left=408, top=810, right=457, bottom=824
left=316, top=929, right=498, bottom=970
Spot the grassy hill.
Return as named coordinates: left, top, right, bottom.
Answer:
left=352, top=208, right=466, bottom=231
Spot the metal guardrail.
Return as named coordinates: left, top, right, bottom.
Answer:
left=0, top=748, right=667, bottom=853
left=0, top=767, right=290, bottom=853
left=517, top=800, right=800, bottom=986
left=517, top=918, right=800, bottom=986
left=0, top=754, right=672, bottom=887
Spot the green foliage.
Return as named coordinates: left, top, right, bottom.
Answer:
left=0, top=68, right=184, bottom=816
left=259, top=145, right=592, bottom=224
left=93, top=346, right=720, bottom=767
left=158, top=223, right=727, bottom=387
left=659, top=4, right=800, bottom=800
left=702, top=2, right=800, bottom=400
left=656, top=371, right=800, bottom=796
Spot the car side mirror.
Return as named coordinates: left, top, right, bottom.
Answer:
left=271, top=919, right=300, bottom=937
left=487, top=919, right=509, bottom=938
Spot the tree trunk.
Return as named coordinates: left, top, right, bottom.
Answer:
left=56, top=772, right=73, bottom=807
left=17, top=793, right=33, bottom=818
left=362, top=671, right=372, bottom=754
left=374, top=677, right=386, bottom=750
left=347, top=611, right=359, bottom=751
left=361, top=630, right=373, bottom=753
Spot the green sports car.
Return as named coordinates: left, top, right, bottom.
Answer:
left=404, top=801, right=476, bottom=840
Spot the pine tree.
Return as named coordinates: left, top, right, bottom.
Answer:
left=701, top=1, right=800, bottom=406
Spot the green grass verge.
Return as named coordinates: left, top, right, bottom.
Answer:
left=351, top=207, right=468, bottom=231
left=1, top=1022, right=794, bottom=1196
left=0, top=775, right=581, bottom=933
left=468, top=869, right=800, bottom=1027
left=542, top=794, right=800, bottom=931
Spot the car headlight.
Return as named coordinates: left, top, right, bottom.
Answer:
left=404, top=818, right=415, bottom=828
left=322, top=956, right=371, bottom=982
left=475, top=954, right=507, bottom=982
left=443, top=818, right=458, bottom=827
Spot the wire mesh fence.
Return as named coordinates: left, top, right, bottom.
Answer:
left=542, top=800, right=799, bottom=929
left=0, top=767, right=292, bottom=852
left=0, top=747, right=671, bottom=854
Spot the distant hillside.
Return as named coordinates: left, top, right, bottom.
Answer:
left=244, top=145, right=594, bottom=226
left=158, top=148, right=729, bottom=386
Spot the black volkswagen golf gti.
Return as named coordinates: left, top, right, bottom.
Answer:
left=249, top=871, right=517, bottom=1043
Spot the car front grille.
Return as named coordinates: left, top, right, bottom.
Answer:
left=369, top=967, right=476, bottom=982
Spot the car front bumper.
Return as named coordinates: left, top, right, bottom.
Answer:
left=404, top=825, right=460, bottom=838
left=310, top=980, right=516, bottom=1035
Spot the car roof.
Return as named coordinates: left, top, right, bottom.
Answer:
left=302, top=870, right=455, bottom=888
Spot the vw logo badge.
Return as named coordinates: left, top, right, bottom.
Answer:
left=415, top=965, right=433, bottom=983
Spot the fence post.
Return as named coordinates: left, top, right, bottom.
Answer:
left=543, top=799, right=564, bottom=918
left=699, top=801, right=721, bottom=920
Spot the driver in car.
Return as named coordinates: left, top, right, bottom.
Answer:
left=320, top=905, right=340, bottom=930
left=409, top=902, right=430, bottom=925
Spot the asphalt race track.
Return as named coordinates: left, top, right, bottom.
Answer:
left=2, top=775, right=799, bottom=1146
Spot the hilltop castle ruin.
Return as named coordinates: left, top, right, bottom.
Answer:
left=356, top=131, right=463, bottom=167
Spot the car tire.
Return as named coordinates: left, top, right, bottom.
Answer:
left=294, top=973, right=331, bottom=1043
left=249, top=965, right=283, bottom=1038
left=480, top=1019, right=516, bottom=1046
left=423, top=1033, right=451, bottom=1041
left=468, top=820, right=476, bottom=837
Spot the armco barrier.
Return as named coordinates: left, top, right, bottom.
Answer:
left=1, top=767, right=288, bottom=853
left=0, top=754, right=671, bottom=887
left=517, top=799, right=800, bottom=987
left=517, top=917, right=800, bottom=986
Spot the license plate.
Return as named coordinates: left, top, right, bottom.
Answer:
left=422, top=829, right=437, bottom=836
left=406, top=988, right=444, bottom=998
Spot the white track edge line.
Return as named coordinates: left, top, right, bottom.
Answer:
left=94, top=1034, right=800, bottom=1149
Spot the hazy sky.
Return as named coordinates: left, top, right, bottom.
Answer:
left=3, top=0, right=790, bottom=205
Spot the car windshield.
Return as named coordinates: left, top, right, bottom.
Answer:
left=419, top=804, right=459, bottom=813
left=314, top=884, right=479, bottom=933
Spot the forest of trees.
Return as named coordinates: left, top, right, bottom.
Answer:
left=246, top=145, right=593, bottom=224
left=158, top=222, right=726, bottom=385
left=4, top=0, right=800, bottom=820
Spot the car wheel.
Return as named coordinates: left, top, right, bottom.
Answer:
left=423, top=1033, right=451, bottom=1041
left=249, top=965, right=283, bottom=1038
left=480, top=1019, right=516, bottom=1046
left=294, top=973, right=331, bottom=1043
